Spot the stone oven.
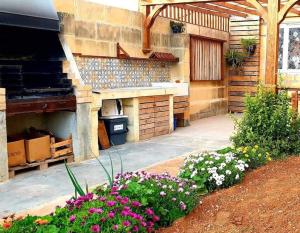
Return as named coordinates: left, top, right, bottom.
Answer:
left=0, top=0, right=93, bottom=182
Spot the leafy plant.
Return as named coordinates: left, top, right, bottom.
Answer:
left=241, top=38, right=257, bottom=54
left=179, top=152, right=248, bottom=192
left=231, top=86, right=300, bottom=158
left=170, top=21, right=185, bottom=33
left=225, top=49, right=246, bottom=69
left=95, top=171, right=200, bottom=227
left=218, top=146, right=271, bottom=169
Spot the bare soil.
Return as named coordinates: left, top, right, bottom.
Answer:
left=156, top=156, right=300, bottom=233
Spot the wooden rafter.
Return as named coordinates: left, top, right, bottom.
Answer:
left=212, top=2, right=260, bottom=16
left=176, top=3, right=230, bottom=17
left=245, top=0, right=268, bottom=20
left=190, top=2, right=248, bottom=17
left=141, top=0, right=240, bottom=6
left=259, top=0, right=300, bottom=16
left=278, top=0, right=300, bottom=23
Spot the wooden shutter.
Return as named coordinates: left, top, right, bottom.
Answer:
left=191, top=37, right=222, bottom=81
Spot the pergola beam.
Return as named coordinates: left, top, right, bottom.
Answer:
left=245, top=0, right=268, bottom=21
left=190, top=2, right=248, bottom=17
left=176, top=3, right=230, bottom=17
left=211, top=2, right=260, bottom=16
left=278, top=0, right=300, bottom=23
left=141, top=0, right=240, bottom=6
left=259, top=0, right=300, bottom=16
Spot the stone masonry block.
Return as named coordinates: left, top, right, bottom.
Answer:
left=75, top=21, right=96, bottom=39
left=58, top=13, right=75, bottom=35
left=120, top=28, right=142, bottom=44
left=96, top=24, right=120, bottom=42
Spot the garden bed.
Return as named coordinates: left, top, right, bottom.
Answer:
left=159, top=156, right=300, bottom=233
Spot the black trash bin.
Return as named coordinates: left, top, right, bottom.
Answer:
left=100, top=116, right=128, bottom=146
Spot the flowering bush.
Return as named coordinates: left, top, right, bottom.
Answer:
left=96, top=171, right=200, bottom=227
left=1, top=193, right=156, bottom=233
left=179, top=152, right=248, bottom=192
left=234, top=146, right=272, bottom=169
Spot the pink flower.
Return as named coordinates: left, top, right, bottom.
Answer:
left=120, top=197, right=129, bottom=205
left=133, top=225, right=139, bottom=232
left=91, top=224, right=100, bottom=233
left=145, top=208, right=154, bottom=216
left=121, top=209, right=130, bottom=216
left=153, top=215, right=160, bottom=222
left=113, top=224, right=119, bottom=230
left=108, top=211, right=115, bottom=218
left=69, top=215, right=76, bottom=223
left=123, top=220, right=131, bottom=227
left=98, top=197, right=106, bottom=202
left=180, top=201, right=187, bottom=210
left=131, top=201, right=141, bottom=207
left=106, top=201, right=116, bottom=207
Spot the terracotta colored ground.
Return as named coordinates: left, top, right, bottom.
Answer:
left=158, top=157, right=300, bottom=233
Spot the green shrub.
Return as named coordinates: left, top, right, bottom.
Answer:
left=95, top=171, right=200, bottom=227
left=231, top=87, right=300, bottom=158
left=179, top=152, right=247, bottom=193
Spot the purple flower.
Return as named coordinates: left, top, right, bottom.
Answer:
left=153, top=215, right=160, bottom=222
left=120, top=197, right=129, bottom=205
left=180, top=201, right=187, bottom=210
left=106, top=201, right=116, bottom=207
left=108, top=211, right=115, bottom=218
left=145, top=208, right=154, bottom=216
left=69, top=215, right=76, bottom=223
left=121, top=209, right=130, bottom=216
left=123, top=220, right=131, bottom=227
left=131, top=201, right=141, bottom=207
left=91, top=224, right=100, bottom=233
left=98, top=197, right=106, bottom=202
left=133, top=225, right=139, bottom=232
left=89, top=208, right=103, bottom=214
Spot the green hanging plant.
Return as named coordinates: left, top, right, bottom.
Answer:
left=241, top=38, right=257, bottom=56
left=225, top=49, right=246, bottom=69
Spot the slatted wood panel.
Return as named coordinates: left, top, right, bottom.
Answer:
left=156, top=5, right=229, bottom=32
left=228, top=18, right=260, bottom=112
left=191, top=37, right=222, bottom=81
left=139, top=96, right=170, bottom=140
left=174, top=96, right=189, bottom=114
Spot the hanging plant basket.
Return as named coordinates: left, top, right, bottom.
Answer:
left=170, top=21, right=185, bottom=34
left=241, top=38, right=257, bottom=56
left=225, top=49, right=246, bottom=72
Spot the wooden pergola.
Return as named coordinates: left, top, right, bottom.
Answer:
left=141, top=0, right=300, bottom=91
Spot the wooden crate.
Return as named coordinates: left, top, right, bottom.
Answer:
left=9, top=155, right=74, bottom=179
left=50, top=137, right=73, bottom=159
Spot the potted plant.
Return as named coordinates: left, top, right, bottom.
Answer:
left=241, top=38, right=257, bottom=56
left=225, top=49, right=246, bottom=70
left=170, top=21, right=185, bottom=33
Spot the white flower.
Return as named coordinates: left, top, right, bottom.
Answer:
left=191, top=170, right=197, bottom=178
left=235, top=174, right=240, bottom=180
left=162, top=185, right=167, bottom=189
left=216, top=180, right=223, bottom=186
left=225, top=170, right=232, bottom=175
left=185, top=191, right=190, bottom=195
left=189, top=164, right=194, bottom=170
left=160, top=191, right=166, bottom=196
left=178, top=187, right=184, bottom=192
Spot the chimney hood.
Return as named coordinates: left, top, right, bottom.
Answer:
left=0, top=0, right=60, bottom=31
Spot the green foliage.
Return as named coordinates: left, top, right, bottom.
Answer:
left=65, top=162, right=86, bottom=197
left=225, top=49, right=246, bottom=69
left=241, top=38, right=257, bottom=49
left=179, top=152, right=247, bottom=193
left=231, top=87, right=300, bottom=158
left=95, top=172, right=200, bottom=227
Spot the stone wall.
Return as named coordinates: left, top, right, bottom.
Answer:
left=54, top=0, right=189, bottom=84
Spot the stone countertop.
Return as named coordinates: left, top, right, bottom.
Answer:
left=92, top=86, right=177, bottom=100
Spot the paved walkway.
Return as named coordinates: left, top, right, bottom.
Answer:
left=0, top=115, right=234, bottom=218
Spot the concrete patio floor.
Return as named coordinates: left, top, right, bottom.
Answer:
left=0, top=115, right=234, bottom=218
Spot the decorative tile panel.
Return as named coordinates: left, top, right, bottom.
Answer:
left=75, top=56, right=171, bottom=90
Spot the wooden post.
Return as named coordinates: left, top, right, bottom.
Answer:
left=291, top=91, right=298, bottom=113
left=264, top=0, right=280, bottom=92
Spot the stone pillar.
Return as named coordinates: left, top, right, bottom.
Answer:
left=91, top=94, right=102, bottom=157
left=0, top=89, right=8, bottom=182
left=73, top=86, right=94, bottom=162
